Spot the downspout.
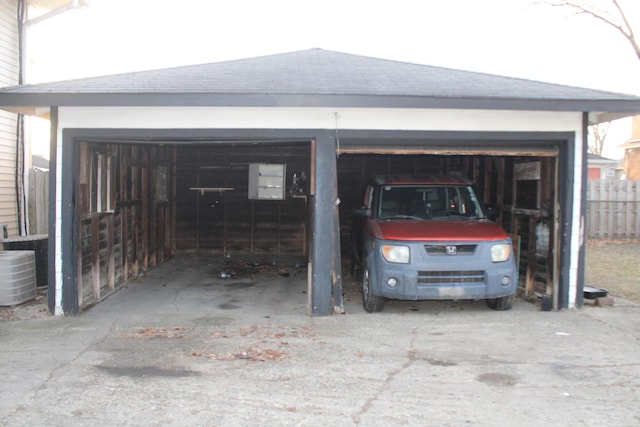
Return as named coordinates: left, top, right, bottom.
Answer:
left=16, top=0, right=27, bottom=236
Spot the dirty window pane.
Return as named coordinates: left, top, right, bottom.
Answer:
left=157, top=165, right=168, bottom=203
left=90, top=153, right=112, bottom=213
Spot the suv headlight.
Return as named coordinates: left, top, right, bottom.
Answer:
left=491, top=244, right=511, bottom=262
left=382, top=245, right=410, bottom=263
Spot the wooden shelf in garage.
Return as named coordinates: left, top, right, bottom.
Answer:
left=190, top=187, right=235, bottom=195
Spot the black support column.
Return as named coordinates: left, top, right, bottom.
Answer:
left=47, top=108, right=57, bottom=314
left=60, top=129, right=79, bottom=314
left=310, top=132, right=338, bottom=315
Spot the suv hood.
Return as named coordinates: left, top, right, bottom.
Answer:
left=367, top=219, right=509, bottom=241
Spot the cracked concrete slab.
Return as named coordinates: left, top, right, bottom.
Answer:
left=1, top=255, right=639, bottom=426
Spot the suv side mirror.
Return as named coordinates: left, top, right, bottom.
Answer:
left=484, top=204, right=498, bottom=221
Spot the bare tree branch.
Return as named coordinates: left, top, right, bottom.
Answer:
left=612, top=0, right=640, bottom=60
left=537, top=1, right=639, bottom=156
left=539, top=1, right=640, bottom=60
left=588, top=121, right=611, bottom=155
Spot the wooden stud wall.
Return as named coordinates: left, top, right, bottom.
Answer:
left=76, top=142, right=176, bottom=310
left=509, top=157, right=556, bottom=296
left=174, top=144, right=310, bottom=257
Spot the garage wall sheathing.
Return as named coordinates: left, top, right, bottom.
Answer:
left=76, top=142, right=177, bottom=309
left=174, top=143, right=310, bottom=257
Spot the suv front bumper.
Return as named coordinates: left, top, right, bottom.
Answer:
left=368, top=240, right=517, bottom=300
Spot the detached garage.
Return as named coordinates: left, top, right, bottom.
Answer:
left=1, top=49, right=640, bottom=316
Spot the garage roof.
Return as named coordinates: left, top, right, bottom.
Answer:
left=1, top=48, right=640, bottom=122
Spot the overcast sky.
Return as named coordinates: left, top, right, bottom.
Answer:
left=25, top=0, right=640, bottom=158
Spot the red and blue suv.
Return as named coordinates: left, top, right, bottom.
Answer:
left=351, top=175, right=517, bottom=312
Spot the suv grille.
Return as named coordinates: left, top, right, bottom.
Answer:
left=424, top=244, right=477, bottom=255
left=418, top=270, right=485, bottom=284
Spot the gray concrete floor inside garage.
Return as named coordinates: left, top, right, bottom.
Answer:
left=90, top=254, right=314, bottom=320
left=1, top=255, right=640, bottom=426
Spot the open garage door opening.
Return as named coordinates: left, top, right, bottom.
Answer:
left=337, top=148, right=560, bottom=308
left=61, top=128, right=569, bottom=315
left=74, top=139, right=312, bottom=312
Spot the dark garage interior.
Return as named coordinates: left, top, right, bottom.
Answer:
left=75, top=139, right=558, bottom=311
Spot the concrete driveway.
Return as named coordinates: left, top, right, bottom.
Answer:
left=1, top=256, right=639, bottom=426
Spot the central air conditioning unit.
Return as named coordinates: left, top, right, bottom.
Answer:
left=0, top=251, right=37, bottom=306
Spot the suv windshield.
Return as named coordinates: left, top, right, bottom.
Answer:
left=377, top=185, right=485, bottom=220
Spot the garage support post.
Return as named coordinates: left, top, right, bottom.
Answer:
left=310, top=132, right=339, bottom=315
left=48, top=127, right=79, bottom=315
left=558, top=133, right=576, bottom=310
left=47, top=108, right=58, bottom=314
left=58, top=130, right=79, bottom=314
left=575, top=113, right=589, bottom=308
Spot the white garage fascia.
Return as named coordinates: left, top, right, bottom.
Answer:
left=56, top=106, right=581, bottom=133
left=52, top=106, right=585, bottom=314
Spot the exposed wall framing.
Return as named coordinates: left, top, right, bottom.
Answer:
left=510, top=157, right=556, bottom=296
left=76, top=142, right=176, bottom=309
left=174, top=143, right=310, bottom=257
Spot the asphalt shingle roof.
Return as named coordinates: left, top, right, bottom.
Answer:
left=2, top=48, right=636, bottom=99
left=1, top=49, right=640, bottom=119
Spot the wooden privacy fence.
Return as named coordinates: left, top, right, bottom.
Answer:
left=28, top=169, right=49, bottom=235
left=587, top=180, right=640, bottom=238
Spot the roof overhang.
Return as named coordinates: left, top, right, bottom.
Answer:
left=29, top=0, right=72, bottom=8
left=588, top=159, right=619, bottom=165
left=1, top=93, right=640, bottom=123
left=619, top=139, right=640, bottom=150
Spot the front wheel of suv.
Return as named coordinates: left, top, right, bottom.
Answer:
left=362, top=260, right=385, bottom=313
left=485, top=294, right=514, bottom=311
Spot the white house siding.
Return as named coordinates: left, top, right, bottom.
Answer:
left=55, top=106, right=585, bottom=313
left=0, top=0, right=19, bottom=236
